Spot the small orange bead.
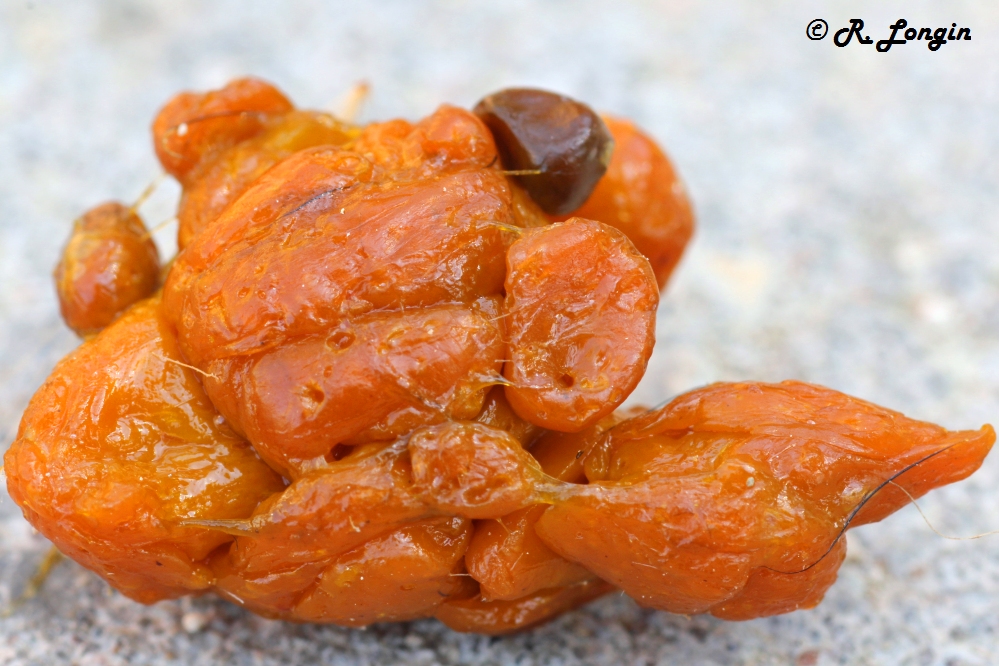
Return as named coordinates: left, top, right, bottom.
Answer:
left=54, top=201, right=160, bottom=336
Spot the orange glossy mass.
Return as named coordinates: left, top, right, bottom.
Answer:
left=4, top=78, right=993, bottom=636
left=537, top=380, right=994, bottom=619
left=4, top=299, right=284, bottom=602
left=503, top=218, right=659, bottom=432
left=152, top=77, right=294, bottom=183
left=174, top=110, right=357, bottom=250
left=54, top=201, right=160, bottom=336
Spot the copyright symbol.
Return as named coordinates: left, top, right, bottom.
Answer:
left=807, top=19, right=828, bottom=40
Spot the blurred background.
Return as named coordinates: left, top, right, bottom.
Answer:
left=2, top=1, right=999, bottom=664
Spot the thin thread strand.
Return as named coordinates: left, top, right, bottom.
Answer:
left=152, top=353, right=219, bottom=381
left=1, top=547, right=63, bottom=618
left=130, top=172, right=167, bottom=212
left=337, top=81, right=370, bottom=122
left=139, top=216, right=177, bottom=241
left=762, top=442, right=958, bottom=575
left=889, top=480, right=999, bottom=541
left=500, top=169, right=544, bottom=176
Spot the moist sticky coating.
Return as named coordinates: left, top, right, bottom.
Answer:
left=55, top=202, right=160, bottom=336
left=5, top=78, right=994, bottom=635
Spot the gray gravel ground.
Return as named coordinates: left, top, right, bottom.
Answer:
left=3, top=1, right=999, bottom=664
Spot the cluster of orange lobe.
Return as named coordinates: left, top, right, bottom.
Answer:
left=5, top=78, right=993, bottom=634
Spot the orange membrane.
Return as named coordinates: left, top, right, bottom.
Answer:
left=4, top=77, right=993, bottom=634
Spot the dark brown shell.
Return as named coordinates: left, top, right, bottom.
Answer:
left=474, top=88, right=613, bottom=215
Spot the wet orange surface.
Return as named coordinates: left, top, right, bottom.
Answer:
left=5, top=78, right=993, bottom=634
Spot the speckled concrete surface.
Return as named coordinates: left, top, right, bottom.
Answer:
left=3, top=1, right=999, bottom=664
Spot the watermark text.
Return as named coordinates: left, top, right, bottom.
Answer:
left=808, top=19, right=970, bottom=51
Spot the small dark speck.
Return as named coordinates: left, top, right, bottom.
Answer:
left=688, top=624, right=711, bottom=642
left=575, top=450, right=583, bottom=459
left=155, top=561, right=163, bottom=566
